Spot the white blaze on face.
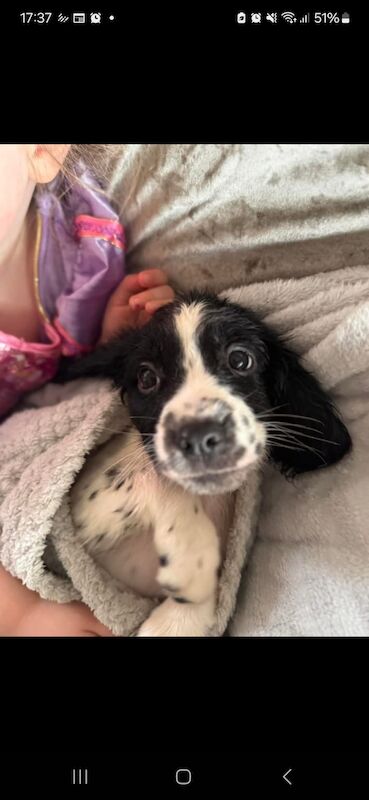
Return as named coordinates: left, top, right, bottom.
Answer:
left=155, top=301, right=266, bottom=473
left=174, top=301, right=218, bottom=398
left=175, top=301, right=206, bottom=372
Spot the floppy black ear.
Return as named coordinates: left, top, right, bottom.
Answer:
left=54, top=338, right=129, bottom=386
left=264, top=339, right=352, bottom=476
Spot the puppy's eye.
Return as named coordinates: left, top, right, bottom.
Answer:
left=226, top=345, right=254, bottom=374
left=137, top=363, right=160, bottom=394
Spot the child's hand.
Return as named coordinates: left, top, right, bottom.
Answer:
left=0, top=565, right=113, bottom=637
left=14, top=598, right=114, bottom=637
left=99, top=269, right=175, bottom=344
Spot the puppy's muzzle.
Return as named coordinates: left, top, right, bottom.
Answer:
left=177, top=419, right=226, bottom=459
left=164, top=413, right=243, bottom=470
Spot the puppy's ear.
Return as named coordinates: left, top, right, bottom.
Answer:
left=54, top=337, right=129, bottom=386
left=264, top=339, right=351, bottom=476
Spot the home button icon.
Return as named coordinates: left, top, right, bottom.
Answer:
left=176, top=768, right=192, bottom=785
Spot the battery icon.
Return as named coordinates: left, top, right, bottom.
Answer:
left=341, top=12, right=350, bottom=23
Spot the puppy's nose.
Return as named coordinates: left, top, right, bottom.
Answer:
left=175, top=420, right=226, bottom=459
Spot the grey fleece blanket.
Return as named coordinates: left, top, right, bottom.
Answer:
left=1, top=144, right=369, bottom=635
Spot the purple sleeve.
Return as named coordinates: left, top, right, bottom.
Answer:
left=34, top=162, right=126, bottom=348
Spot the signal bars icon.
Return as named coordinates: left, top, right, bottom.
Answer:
left=300, top=13, right=310, bottom=23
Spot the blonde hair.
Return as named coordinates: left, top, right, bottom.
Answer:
left=43, top=144, right=124, bottom=197
left=64, top=144, right=123, bottom=188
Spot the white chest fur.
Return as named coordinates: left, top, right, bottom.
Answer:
left=69, top=427, right=234, bottom=604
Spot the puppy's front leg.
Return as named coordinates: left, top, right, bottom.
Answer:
left=137, top=490, right=221, bottom=637
left=136, top=595, right=217, bottom=637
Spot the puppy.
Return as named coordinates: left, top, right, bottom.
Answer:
left=58, top=291, right=351, bottom=636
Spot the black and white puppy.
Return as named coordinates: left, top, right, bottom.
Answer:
left=58, top=291, right=351, bottom=636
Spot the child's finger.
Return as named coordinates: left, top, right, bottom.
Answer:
left=109, top=274, right=144, bottom=306
left=137, top=309, right=153, bottom=327
left=98, top=305, right=140, bottom=343
left=129, top=285, right=174, bottom=309
left=144, top=298, right=174, bottom=314
left=137, top=269, right=170, bottom=288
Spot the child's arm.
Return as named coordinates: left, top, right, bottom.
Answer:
left=0, top=272, right=175, bottom=635
left=0, top=565, right=113, bottom=636
left=99, top=269, right=175, bottom=343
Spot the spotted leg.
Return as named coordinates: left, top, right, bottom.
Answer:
left=137, top=490, right=220, bottom=637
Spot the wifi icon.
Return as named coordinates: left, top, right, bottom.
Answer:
left=281, top=11, right=297, bottom=23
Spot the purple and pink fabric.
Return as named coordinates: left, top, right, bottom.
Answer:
left=0, top=163, right=125, bottom=419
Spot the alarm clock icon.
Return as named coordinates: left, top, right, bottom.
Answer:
left=90, top=12, right=101, bottom=23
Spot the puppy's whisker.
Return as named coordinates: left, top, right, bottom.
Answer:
left=256, top=404, right=289, bottom=417
left=103, top=441, right=161, bottom=476
left=266, top=440, right=305, bottom=452
left=265, top=426, right=325, bottom=452
left=103, top=450, right=150, bottom=475
left=265, top=421, right=324, bottom=435
left=267, top=432, right=326, bottom=463
left=265, top=423, right=340, bottom=447
left=258, top=411, right=325, bottom=426
left=266, top=435, right=319, bottom=453
left=243, top=389, right=260, bottom=403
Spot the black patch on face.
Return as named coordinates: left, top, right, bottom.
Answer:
left=89, top=490, right=98, bottom=501
left=56, top=300, right=185, bottom=459
left=111, top=304, right=186, bottom=453
left=115, top=479, right=125, bottom=490
left=159, top=555, right=169, bottom=566
left=196, top=294, right=270, bottom=419
left=174, top=596, right=190, bottom=603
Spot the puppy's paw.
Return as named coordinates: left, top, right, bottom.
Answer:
left=136, top=597, right=216, bottom=637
